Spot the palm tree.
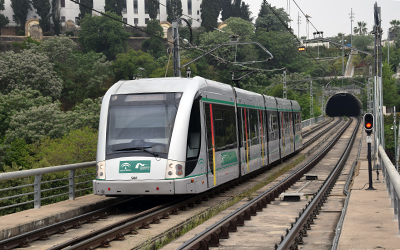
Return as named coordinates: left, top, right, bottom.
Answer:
left=353, top=21, right=367, bottom=35
left=390, top=19, right=400, bottom=40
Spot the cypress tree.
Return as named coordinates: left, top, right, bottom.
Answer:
left=167, top=0, right=182, bottom=23
left=78, top=0, right=93, bottom=23
left=148, top=0, right=160, bottom=20
left=200, top=0, right=220, bottom=32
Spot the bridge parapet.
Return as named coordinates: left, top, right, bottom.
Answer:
left=378, top=145, right=400, bottom=233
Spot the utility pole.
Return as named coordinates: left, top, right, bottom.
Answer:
left=297, top=12, right=301, bottom=38
left=310, top=79, right=313, bottom=118
left=367, top=66, right=373, bottom=113
left=305, top=15, right=311, bottom=39
left=172, top=20, right=181, bottom=77
left=322, top=86, right=325, bottom=116
left=283, top=69, right=287, bottom=99
left=349, top=8, right=355, bottom=46
left=342, top=34, right=345, bottom=76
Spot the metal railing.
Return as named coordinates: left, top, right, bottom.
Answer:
left=0, top=116, right=327, bottom=214
left=0, top=162, right=96, bottom=213
left=301, top=115, right=324, bottom=129
left=378, top=145, right=400, bottom=233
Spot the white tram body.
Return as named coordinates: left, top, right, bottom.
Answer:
left=93, top=77, right=302, bottom=196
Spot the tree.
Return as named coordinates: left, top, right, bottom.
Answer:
left=104, top=0, right=124, bottom=16
left=0, top=0, right=9, bottom=35
left=231, top=0, right=241, bottom=17
left=255, top=30, right=310, bottom=72
left=4, top=102, right=66, bottom=144
left=141, top=20, right=165, bottom=58
left=10, top=0, right=31, bottom=31
left=0, top=49, right=63, bottom=98
left=57, top=51, right=113, bottom=107
left=0, top=89, right=52, bottom=136
left=51, top=0, right=61, bottom=35
left=113, top=49, right=159, bottom=80
left=148, top=0, right=160, bottom=20
left=255, top=3, right=289, bottom=32
left=382, top=62, right=400, bottom=107
left=78, top=0, right=93, bottom=23
left=353, top=21, right=367, bottom=35
left=78, top=11, right=131, bottom=60
left=64, top=98, right=101, bottom=131
left=352, top=34, right=373, bottom=51
left=390, top=20, right=400, bottom=40
left=34, top=127, right=98, bottom=166
left=200, top=0, right=220, bottom=32
left=239, top=2, right=252, bottom=22
left=39, top=35, right=78, bottom=64
left=32, top=0, right=52, bottom=32
left=167, top=0, right=182, bottom=23
left=220, top=0, right=231, bottom=22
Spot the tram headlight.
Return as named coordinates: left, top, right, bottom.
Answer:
left=96, top=161, right=106, bottom=180
left=165, top=160, right=185, bottom=179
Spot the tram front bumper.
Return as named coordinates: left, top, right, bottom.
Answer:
left=93, top=179, right=175, bottom=195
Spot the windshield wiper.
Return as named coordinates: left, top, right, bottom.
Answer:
left=114, top=146, right=159, bottom=157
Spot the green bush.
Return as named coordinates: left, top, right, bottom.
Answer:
left=17, top=30, right=25, bottom=36
left=65, top=31, right=74, bottom=36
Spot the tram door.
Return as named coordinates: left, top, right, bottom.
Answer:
left=204, top=103, right=238, bottom=188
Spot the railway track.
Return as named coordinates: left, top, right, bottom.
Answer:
left=175, top=117, right=359, bottom=250
left=0, top=117, right=340, bottom=250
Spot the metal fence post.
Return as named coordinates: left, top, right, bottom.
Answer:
left=394, top=188, right=398, bottom=216
left=69, top=169, right=76, bottom=200
left=397, top=191, right=400, bottom=233
left=34, top=174, right=42, bottom=209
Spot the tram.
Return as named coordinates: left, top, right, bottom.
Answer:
left=93, top=77, right=302, bottom=195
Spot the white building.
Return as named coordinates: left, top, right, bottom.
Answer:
left=1, top=0, right=202, bottom=31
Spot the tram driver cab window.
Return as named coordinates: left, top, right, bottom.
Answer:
left=187, top=100, right=201, bottom=159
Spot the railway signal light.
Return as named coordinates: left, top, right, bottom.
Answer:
left=298, top=46, right=306, bottom=52
left=364, top=113, right=374, bottom=135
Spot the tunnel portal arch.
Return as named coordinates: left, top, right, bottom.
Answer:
left=325, top=92, right=362, bottom=117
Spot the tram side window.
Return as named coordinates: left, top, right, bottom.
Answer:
left=249, top=109, right=260, bottom=145
left=213, top=105, right=237, bottom=151
left=269, top=112, right=278, bottom=141
left=294, top=113, right=301, bottom=132
left=187, top=100, right=201, bottom=159
left=284, top=112, right=290, bottom=136
left=205, top=103, right=237, bottom=171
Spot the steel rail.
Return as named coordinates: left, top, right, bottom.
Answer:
left=332, top=127, right=364, bottom=250
left=278, top=117, right=360, bottom=250
left=177, top=117, right=353, bottom=250
left=0, top=197, right=138, bottom=249
left=302, top=117, right=334, bottom=138
left=302, top=117, right=342, bottom=149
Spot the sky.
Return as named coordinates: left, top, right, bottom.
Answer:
left=248, top=0, right=400, bottom=39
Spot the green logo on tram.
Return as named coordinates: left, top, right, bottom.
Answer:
left=119, top=161, right=151, bottom=173
left=221, top=151, right=238, bottom=165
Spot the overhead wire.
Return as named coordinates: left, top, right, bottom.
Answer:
left=263, top=0, right=318, bottom=63
left=157, top=2, right=235, bottom=36
left=70, top=0, right=287, bottom=80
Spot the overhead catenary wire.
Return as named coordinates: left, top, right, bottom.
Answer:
left=157, top=1, right=235, bottom=36
left=70, top=0, right=288, bottom=80
left=263, top=0, right=318, bottom=63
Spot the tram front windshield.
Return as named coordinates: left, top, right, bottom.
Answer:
left=106, top=93, right=182, bottom=157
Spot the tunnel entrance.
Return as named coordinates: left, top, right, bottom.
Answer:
left=325, top=93, right=362, bottom=117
